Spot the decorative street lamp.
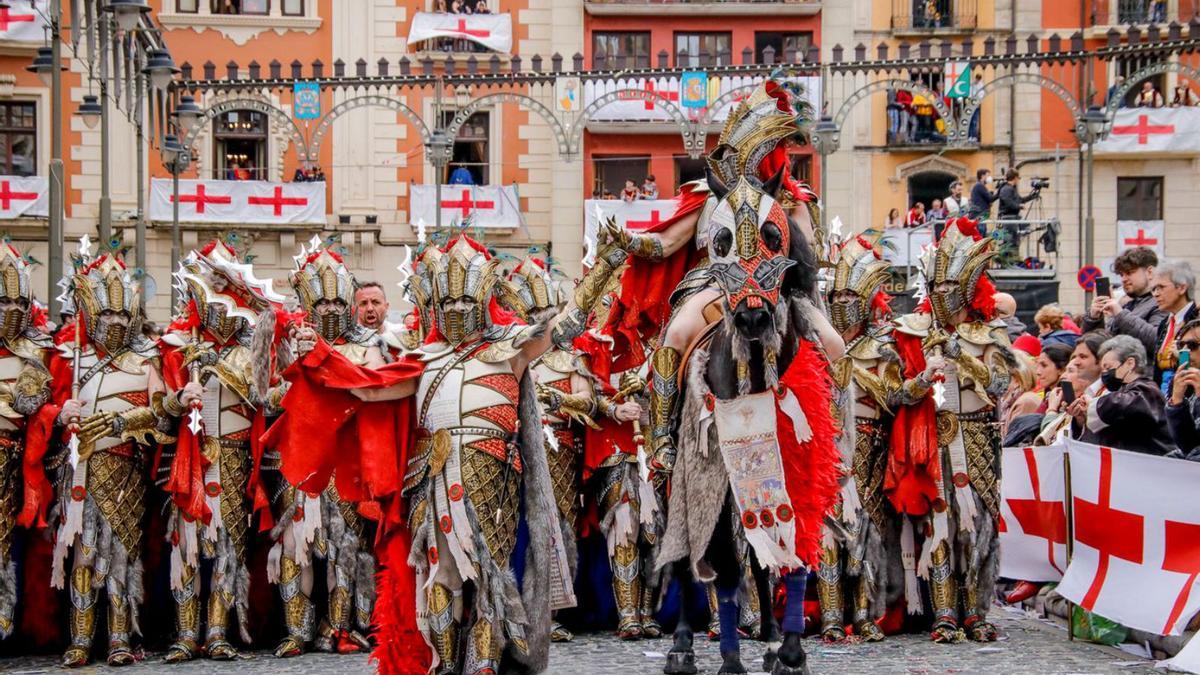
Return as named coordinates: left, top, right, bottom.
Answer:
left=142, top=48, right=181, bottom=91
left=1079, top=104, right=1111, bottom=307
left=26, top=46, right=54, bottom=87
left=103, top=0, right=151, bottom=32
left=77, top=94, right=102, bottom=129
left=811, top=115, right=841, bottom=231
left=162, top=134, right=190, bottom=308
left=171, top=95, right=204, bottom=135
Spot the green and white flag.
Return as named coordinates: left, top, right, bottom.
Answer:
left=945, top=61, right=971, bottom=99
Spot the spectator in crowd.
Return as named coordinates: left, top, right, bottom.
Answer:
left=433, top=0, right=447, bottom=10
left=1152, top=0, right=1167, bottom=22
left=620, top=179, right=639, bottom=203
left=1035, top=304, right=1079, bottom=348
left=1000, top=348, right=1040, bottom=440
left=944, top=180, right=965, bottom=218
left=226, top=162, right=242, bottom=181
left=968, top=168, right=998, bottom=220
left=1166, top=319, right=1200, bottom=459
left=1151, top=260, right=1198, bottom=387
left=905, top=201, right=926, bottom=228
left=1083, top=246, right=1166, bottom=359
left=927, top=198, right=948, bottom=222
left=884, top=207, right=903, bottom=230
left=1135, top=80, right=1165, bottom=108
left=293, top=167, right=308, bottom=182
left=887, top=89, right=905, bottom=143
left=602, top=189, right=616, bottom=200
left=473, top=0, right=490, bottom=13
left=1031, top=332, right=1111, bottom=450
left=1033, top=343, right=1074, bottom=406
left=641, top=175, right=659, bottom=200
left=1105, top=75, right=1126, bottom=109
left=354, top=281, right=390, bottom=333
left=994, top=292, right=1028, bottom=341
left=1171, top=85, right=1197, bottom=107
left=449, top=165, right=475, bottom=185
left=893, top=88, right=914, bottom=143
left=1070, top=331, right=1110, bottom=396
left=311, top=165, right=326, bottom=182
left=968, top=74, right=983, bottom=141
left=1068, top=335, right=1174, bottom=455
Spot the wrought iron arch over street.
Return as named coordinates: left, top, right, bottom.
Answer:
left=832, top=78, right=957, bottom=142
left=444, top=91, right=572, bottom=159
left=569, top=86, right=700, bottom=158
left=181, top=97, right=312, bottom=165
left=308, top=94, right=432, bottom=161
left=956, top=72, right=1085, bottom=143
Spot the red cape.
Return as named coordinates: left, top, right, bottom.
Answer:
left=885, top=329, right=941, bottom=517
left=261, top=338, right=428, bottom=674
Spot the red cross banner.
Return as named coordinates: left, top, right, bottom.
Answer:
left=0, top=1, right=47, bottom=43
left=1096, top=107, right=1200, bottom=154
left=148, top=178, right=326, bottom=225
left=999, top=445, right=1069, bottom=583
left=584, top=198, right=677, bottom=245
left=583, top=74, right=821, bottom=123
left=408, top=12, right=512, bottom=53
left=0, top=175, right=48, bottom=219
left=1056, top=441, right=1200, bottom=637
left=409, top=184, right=521, bottom=229
left=1117, top=220, right=1165, bottom=258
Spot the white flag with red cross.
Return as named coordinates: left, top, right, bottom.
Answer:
left=0, top=1, right=47, bottom=43
left=1116, top=220, right=1165, bottom=258
left=999, top=445, right=1069, bottom=583
left=148, top=179, right=326, bottom=225
left=409, top=184, right=521, bottom=229
left=1096, top=107, right=1200, bottom=154
left=584, top=199, right=678, bottom=248
left=407, top=12, right=512, bottom=53
left=0, top=175, right=48, bottom=219
left=1056, top=441, right=1200, bottom=636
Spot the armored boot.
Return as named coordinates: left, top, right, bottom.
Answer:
left=929, top=542, right=965, bottom=644
left=962, top=578, right=999, bottom=642
left=164, top=563, right=202, bottom=663
left=464, top=616, right=502, bottom=675
left=816, top=545, right=846, bottom=641
left=205, top=587, right=239, bottom=660
left=325, top=582, right=369, bottom=654
left=640, top=583, right=662, bottom=639
left=647, top=347, right=682, bottom=473
left=107, top=596, right=135, bottom=666
left=274, top=557, right=315, bottom=658
left=428, top=583, right=461, bottom=674
left=611, top=542, right=643, bottom=639
left=852, top=577, right=884, bottom=642
left=63, top=566, right=97, bottom=668
left=706, top=583, right=721, bottom=640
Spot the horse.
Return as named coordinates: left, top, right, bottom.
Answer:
left=659, top=167, right=832, bottom=675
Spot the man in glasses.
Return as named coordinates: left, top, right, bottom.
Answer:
left=1151, top=260, right=1197, bottom=391
left=1166, top=319, right=1200, bottom=459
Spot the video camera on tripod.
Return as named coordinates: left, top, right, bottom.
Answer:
left=1029, top=177, right=1050, bottom=191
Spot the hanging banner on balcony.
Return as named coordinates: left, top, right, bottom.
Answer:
left=293, top=82, right=321, bottom=120
left=1117, top=220, right=1164, bottom=258
left=0, top=1, right=48, bottom=43
left=407, top=12, right=513, bottom=53
left=410, top=184, right=522, bottom=229
left=555, top=77, right=581, bottom=113
left=583, top=74, right=821, bottom=123
left=148, top=179, right=327, bottom=225
left=680, top=71, right=709, bottom=109
left=0, top=176, right=48, bottom=219
left=1095, top=107, right=1200, bottom=154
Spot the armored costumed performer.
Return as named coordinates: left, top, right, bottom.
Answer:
left=158, top=240, right=283, bottom=662
left=268, top=238, right=387, bottom=656
left=0, top=244, right=59, bottom=640
left=264, top=226, right=630, bottom=674
left=50, top=242, right=173, bottom=667
left=887, top=218, right=1014, bottom=643
left=507, top=257, right=589, bottom=643
left=818, top=236, right=899, bottom=642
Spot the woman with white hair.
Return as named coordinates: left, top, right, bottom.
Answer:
left=1066, top=334, right=1175, bottom=455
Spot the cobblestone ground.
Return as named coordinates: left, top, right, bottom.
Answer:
left=0, top=606, right=1160, bottom=674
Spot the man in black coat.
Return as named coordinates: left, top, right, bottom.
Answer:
left=1082, top=246, right=1167, bottom=360
left=1068, top=334, right=1175, bottom=455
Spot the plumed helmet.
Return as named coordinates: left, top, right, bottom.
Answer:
left=433, top=236, right=499, bottom=345
left=706, top=80, right=804, bottom=189
left=922, top=218, right=996, bottom=325
left=829, top=236, right=892, bottom=334
left=507, top=256, right=561, bottom=321
left=176, top=239, right=285, bottom=342
left=60, top=238, right=147, bottom=353
left=0, top=243, right=35, bottom=339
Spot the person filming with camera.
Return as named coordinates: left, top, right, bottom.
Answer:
left=1167, top=319, right=1200, bottom=459
left=996, top=169, right=1043, bottom=254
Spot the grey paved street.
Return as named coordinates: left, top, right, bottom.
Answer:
left=0, top=606, right=1161, bottom=674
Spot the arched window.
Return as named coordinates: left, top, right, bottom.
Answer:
left=213, top=110, right=269, bottom=180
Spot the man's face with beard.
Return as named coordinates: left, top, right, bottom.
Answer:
left=354, top=285, right=388, bottom=331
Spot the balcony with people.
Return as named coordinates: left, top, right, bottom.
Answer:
left=408, top=0, right=510, bottom=56
left=1089, top=0, right=1198, bottom=29
left=891, top=0, right=978, bottom=34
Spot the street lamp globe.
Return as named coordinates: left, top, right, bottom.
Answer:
left=1082, top=105, right=1110, bottom=143
left=143, top=49, right=182, bottom=91
left=162, top=134, right=187, bottom=168
left=171, top=95, right=204, bottom=135
left=103, top=0, right=151, bottom=32
left=26, top=47, right=55, bottom=88
left=77, top=95, right=102, bottom=130
left=812, top=115, right=841, bottom=155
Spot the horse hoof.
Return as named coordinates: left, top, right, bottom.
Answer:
left=718, top=651, right=748, bottom=674
left=664, top=650, right=698, bottom=675
left=772, top=632, right=810, bottom=675
left=763, top=648, right=779, bottom=672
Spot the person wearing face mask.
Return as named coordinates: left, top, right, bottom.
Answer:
left=1081, top=246, right=1167, bottom=360
left=1166, top=319, right=1200, bottom=459
left=967, top=168, right=998, bottom=221
left=1066, top=335, right=1173, bottom=455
